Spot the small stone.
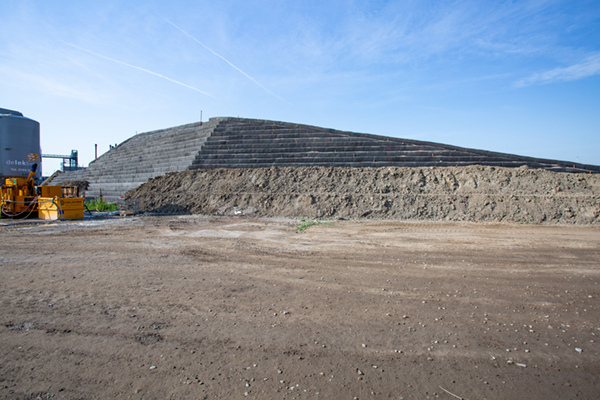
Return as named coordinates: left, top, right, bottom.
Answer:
left=278, top=369, right=283, bottom=374
left=150, top=366, right=156, bottom=370
left=516, top=363, right=527, bottom=368
left=362, top=343, right=367, bottom=348
left=507, top=360, right=514, bottom=365
left=575, top=347, right=583, bottom=353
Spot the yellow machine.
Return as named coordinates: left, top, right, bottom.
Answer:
left=1, top=163, right=84, bottom=220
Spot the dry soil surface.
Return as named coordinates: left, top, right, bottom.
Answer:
left=126, top=166, right=600, bottom=224
left=1, top=216, right=599, bottom=399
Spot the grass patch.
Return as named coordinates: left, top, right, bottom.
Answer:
left=296, top=217, right=332, bottom=232
left=85, top=198, right=119, bottom=212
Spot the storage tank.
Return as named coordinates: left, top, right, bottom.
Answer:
left=0, top=108, right=42, bottom=179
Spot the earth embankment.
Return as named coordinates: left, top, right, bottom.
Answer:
left=125, top=165, right=600, bottom=224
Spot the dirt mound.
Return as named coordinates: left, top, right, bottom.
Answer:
left=125, top=165, right=600, bottom=224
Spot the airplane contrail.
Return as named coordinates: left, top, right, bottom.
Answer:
left=63, top=42, right=215, bottom=98
left=164, top=18, right=284, bottom=101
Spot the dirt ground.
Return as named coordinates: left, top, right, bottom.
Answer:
left=0, top=215, right=598, bottom=399
left=126, top=166, right=600, bottom=224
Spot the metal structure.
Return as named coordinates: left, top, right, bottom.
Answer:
left=0, top=108, right=42, bottom=179
left=1, top=167, right=85, bottom=220
left=0, top=108, right=84, bottom=220
left=42, top=150, right=80, bottom=171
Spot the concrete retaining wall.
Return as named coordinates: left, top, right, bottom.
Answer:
left=49, top=117, right=600, bottom=201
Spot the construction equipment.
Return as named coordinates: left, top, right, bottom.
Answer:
left=1, top=162, right=84, bottom=220
left=1, top=108, right=84, bottom=220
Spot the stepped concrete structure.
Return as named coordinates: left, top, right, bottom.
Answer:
left=49, top=117, right=600, bottom=201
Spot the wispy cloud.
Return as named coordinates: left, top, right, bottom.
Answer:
left=163, top=18, right=284, bottom=101
left=266, top=1, right=560, bottom=72
left=63, top=42, right=216, bottom=98
left=0, top=66, right=108, bottom=104
left=515, top=53, right=600, bottom=87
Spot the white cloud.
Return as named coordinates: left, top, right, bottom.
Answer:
left=163, top=18, right=284, bottom=102
left=515, top=53, right=600, bottom=87
left=0, top=67, right=109, bottom=105
left=64, top=42, right=216, bottom=98
left=265, top=0, right=566, bottom=73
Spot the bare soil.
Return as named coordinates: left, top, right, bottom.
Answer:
left=1, top=215, right=598, bottom=399
left=126, top=166, right=600, bottom=224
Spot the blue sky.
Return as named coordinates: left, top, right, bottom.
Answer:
left=1, top=0, right=599, bottom=174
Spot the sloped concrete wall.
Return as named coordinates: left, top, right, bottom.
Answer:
left=49, top=118, right=221, bottom=201
left=191, top=118, right=600, bottom=173
left=50, top=117, right=599, bottom=202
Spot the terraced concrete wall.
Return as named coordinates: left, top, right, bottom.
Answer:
left=49, top=117, right=599, bottom=201
left=49, top=119, right=221, bottom=201
left=191, top=118, right=600, bottom=173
